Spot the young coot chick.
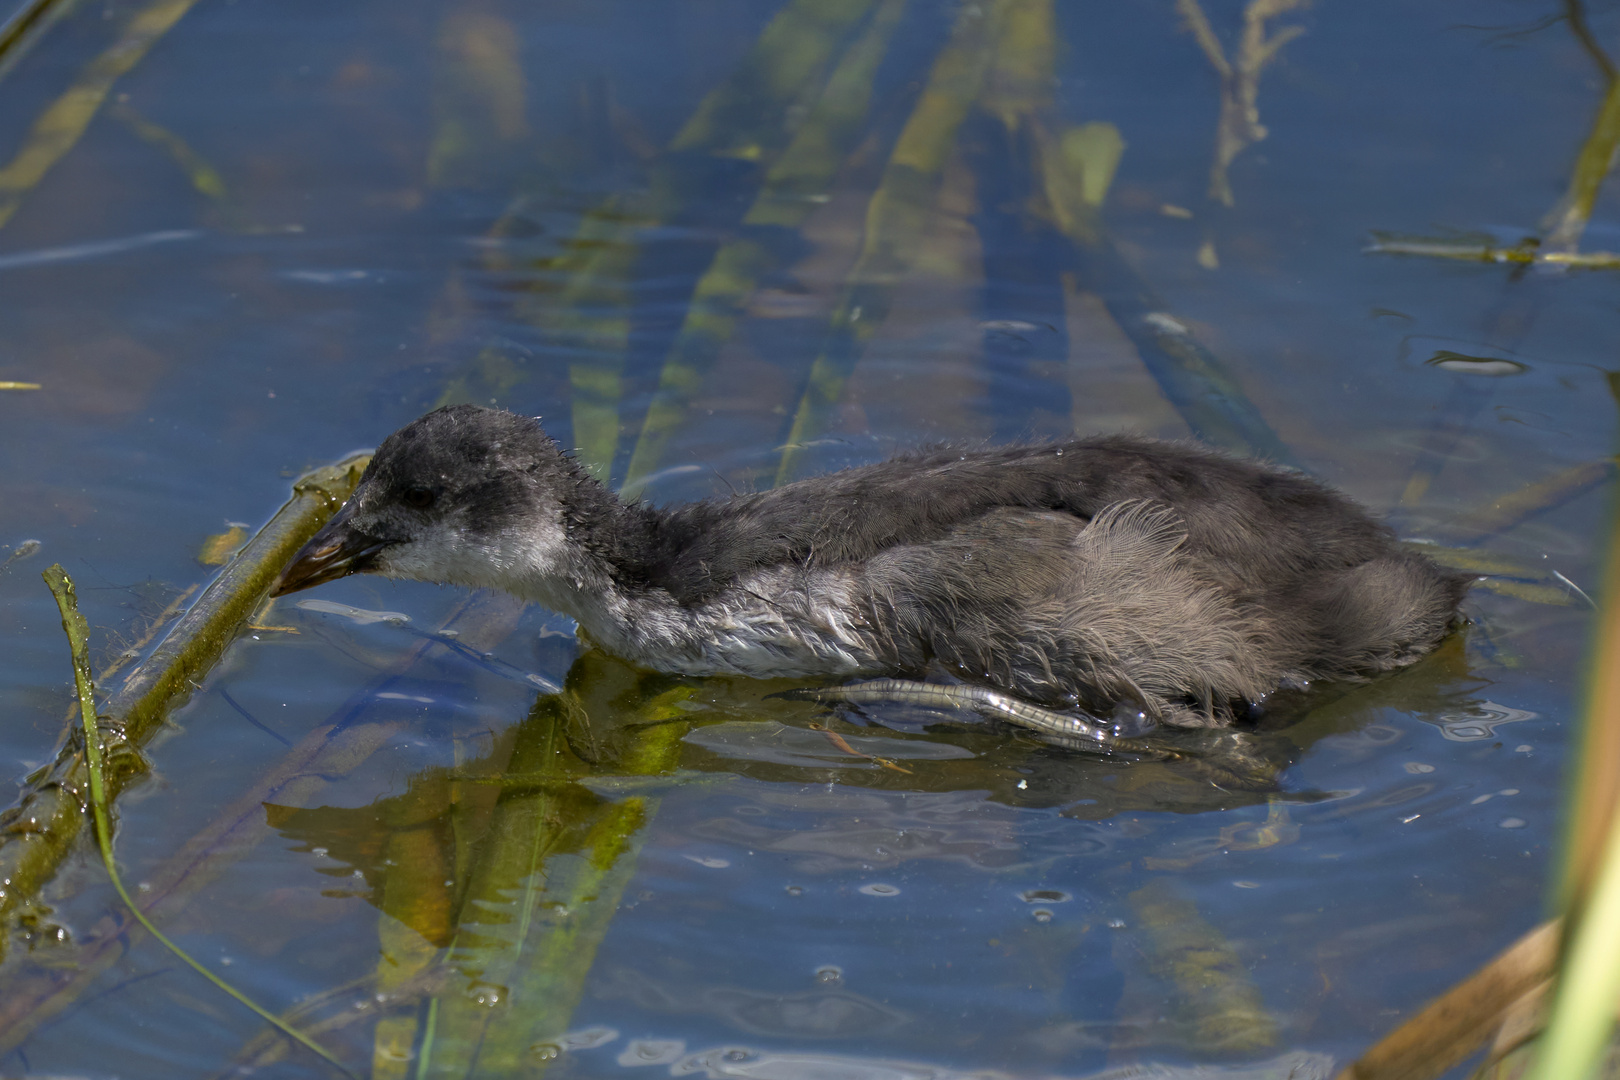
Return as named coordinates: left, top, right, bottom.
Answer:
left=274, top=405, right=1466, bottom=733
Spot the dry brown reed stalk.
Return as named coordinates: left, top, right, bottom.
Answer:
left=1332, top=920, right=1561, bottom=1080
left=1338, top=390, right=1620, bottom=1079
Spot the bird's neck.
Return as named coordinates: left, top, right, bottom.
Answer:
left=511, top=464, right=687, bottom=650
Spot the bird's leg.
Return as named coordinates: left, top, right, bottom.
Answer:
left=783, top=678, right=1174, bottom=759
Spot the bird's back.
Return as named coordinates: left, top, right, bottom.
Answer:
left=623, top=436, right=1465, bottom=724
left=638, top=436, right=1394, bottom=605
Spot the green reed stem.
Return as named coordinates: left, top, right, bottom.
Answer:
left=1523, top=800, right=1620, bottom=1080
left=43, top=563, right=352, bottom=1078
left=0, top=454, right=369, bottom=956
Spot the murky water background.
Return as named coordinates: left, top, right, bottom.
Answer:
left=0, top=0, right=1610, bottom=1076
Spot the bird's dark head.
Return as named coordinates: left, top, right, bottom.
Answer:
left=274, top=405, right=590, bottom=598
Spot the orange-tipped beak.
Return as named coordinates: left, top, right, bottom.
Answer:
left=273, top=505, right=389, bottom=596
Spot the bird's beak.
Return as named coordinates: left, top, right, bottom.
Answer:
left=273, top=503, right=390, bottom=596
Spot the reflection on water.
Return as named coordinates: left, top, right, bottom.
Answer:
left=596, top=966, right=908, bottom=1039
left=0, top=0, right=1601, bottom=1075
left=1428, top=701, right=1541, bottom=742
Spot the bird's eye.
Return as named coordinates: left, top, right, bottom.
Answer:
left=402, top=485, right=437, bottom=510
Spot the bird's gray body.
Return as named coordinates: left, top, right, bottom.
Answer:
left=276, top=405, right=1467, bottom=727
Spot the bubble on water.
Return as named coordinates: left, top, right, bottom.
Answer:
left=1404, top=762, right=1435, bottom=774
left=858, top=883, right=900, bottom=897
left=1032, top=909, right=1053, bottom=923
left=1500, top=818, right=1527, bottom=829
left=468, top=981, right=506, bottom=1007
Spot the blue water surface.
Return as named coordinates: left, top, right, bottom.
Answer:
left=0, top=0, right=1608, bottom=1076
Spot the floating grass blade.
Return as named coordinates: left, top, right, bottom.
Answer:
left=1364, top=234, right=1620, bottom=269
left=42, top=564, right=352, bottom=1076
left=0, top=453, right=369, bottom=955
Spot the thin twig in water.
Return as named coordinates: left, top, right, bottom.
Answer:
left=807, top=722, right=914, bottom=774
left=1176, top=0, right=1307, bottom=207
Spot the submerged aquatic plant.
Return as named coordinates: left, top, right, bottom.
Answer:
left=43, top=563, right=351, bottom=1075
